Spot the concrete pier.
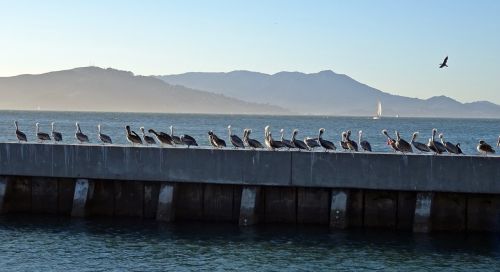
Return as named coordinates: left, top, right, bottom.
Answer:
left=0, top=142, right=498, bottom=232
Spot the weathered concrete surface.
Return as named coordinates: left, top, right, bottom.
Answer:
left=6, top=177, right=32, bottom=212
left=264, top=187, right=296, bottom=223
left=467, top=194, right=500, bottom=232
left=364, top=190, right=398, bottom=228
left=0, top=143, right=499, bottom=194
left=32, top=177, right=58, bottom=214
left=413, top=192, right=433, bottom=233
left=347, top=189, right=364, bottom=228
left=330, top=189, right=349, bottom=229
left=297, top=188, right=330, bottom=224
left=239, top=186, right=261, bottom=226
left=144, top=183, right=160, bottom=219
left=175, top=183, right=203, bottom=221
left=0, top=176, right=10, bottom=213
left=156, top=183, right=175, bottom=222
left=114, top=181, right=144, bottom=217
left=397, top=192, right=416, bottom=230
left=203, top=184, right=235, bottom=221
left=432, top=193, right=466, bottom=231
left=71, top=179, right=92, bottom=217
left=58, top=178, right=76, bottom=215
left=87, top=180, right=114, bottom=216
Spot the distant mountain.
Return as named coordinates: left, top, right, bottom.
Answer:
left=157, top=70, right=500, bottom=118
left=0, top=67, right=288, bottom=114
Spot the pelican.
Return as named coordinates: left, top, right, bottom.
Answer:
left=51, top=122, right=62, bottom=143
left=439, top=133, right=461, bottom=154
left=148, top=129, right=173, bottom=146
left=180, top=134, right=198, bottom=148
left=318, top=128, right=336, bottom=151
left=75, top=122, right=89, bottom=143
left=291, top=129, right=309, bottom=150
left=228, top=125, right=245, bottom=148
left=346, top=130, right=358, bottom=152
left=243, top=129, right=263, bottom=149
left=428, top=128, right=447, bottom=154
left=208, top=130, right=226, bottom=148
left=395, top=130, right=412, bottom=153
left=35, top=123, right=51, bottom=142
left=126, top=125, right=142, bottom=145
left=340, top=132, right=349, bottom=151
left=477, top=140, right=495, bottom=156
left=439, top=56, right=448, bottom=68
left=456, top=143, right=464, bottom=155
left=97, top=124, right=112, bottom=144
left=410, top=132, right=431, bottom=153
left=14, top=121, right=27, bottom=142
left=304, top=136, right=320, bottom=150
left=264, top=126, right=285, bottom=150
left=382, top=129, right=398, bottom=152
left=170, top=126, right=183, bottom=146
left=358, top=130, right=372, bottom=152
left=280, top=129, right=294, bottom=149
left=141, top=127, right=156, bottom=145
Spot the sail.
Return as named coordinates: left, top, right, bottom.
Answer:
left=377, top=101, right=382, bottom=117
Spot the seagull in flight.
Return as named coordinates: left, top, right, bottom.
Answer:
left=439, top=56, right=448, bottom=68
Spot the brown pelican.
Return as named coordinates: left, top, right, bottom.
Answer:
left=382, top=129, right=398, bottom=152
left=141, top=127, right=156, bottom=145
left=170, top=126, right=183, bottom=145
left=149, top=129, right=173, bottom=146
left=208, top=130, right=226, bottom=148
left=439, top=133, right=461, bottom=154
left=280, top=129, right=295, bottom=149
left=346, top=130, right=358, bottom=152
left=51, top=122, right=62, bottom=143
left=318, top=128, right=336, bottom=151
left=75, top=122, right=89, bottom=143
left=456, top=143, right=464, bottom=155
left=304, top=136, right=320, bottom=150
left=395, top=130, right=412, bottom=153
left=340, top=131, right=349, bottom=151
left=428, top=128, right=447, bottom=154
left=477, top=140, right=495, bottom=156
left=243, top=129, right=263, bottom=149
left=439, top=56, right=448, bottom=68
left=97, top=124, right=112, bottom=144
left=35, top=123, right=51, bottom=142
left=180, top=134, right=198, bottom=147
left=228, top=125, right=245, bottom=148
left=410, top=132, right=431, bottom=153
left=126, top=125, right=142, bottom=145
left=264, top=126, right=285, bottom=150
left=358, top=130, right=372, bottom=152
left=291, top=129, right=309, bottom=150
left=14, top=121, right=27, bottom=142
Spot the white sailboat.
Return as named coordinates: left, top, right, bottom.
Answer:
left=373, top=101, right=382, bottom=120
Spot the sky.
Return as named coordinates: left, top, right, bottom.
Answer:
left=1, top=1, right=499, bottom=104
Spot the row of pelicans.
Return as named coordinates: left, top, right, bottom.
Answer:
left=13, top=121, right=500, bottom=155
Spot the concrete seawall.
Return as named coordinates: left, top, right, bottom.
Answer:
left=0, top=143, right=498, bottom=232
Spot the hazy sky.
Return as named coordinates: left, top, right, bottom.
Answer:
left=1, top=1, right=499, bottom=103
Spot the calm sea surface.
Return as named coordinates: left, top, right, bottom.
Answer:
left=1, top=110, right=499, bottom=154
left=0, top=111, right=499, bottom=271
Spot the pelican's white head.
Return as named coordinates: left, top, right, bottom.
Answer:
left=280, top=128, right=284, bottom=133
left=438, top=133, right=444, bottom=139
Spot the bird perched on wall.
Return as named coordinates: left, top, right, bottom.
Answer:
left=477, top=140, right=495, bottom=156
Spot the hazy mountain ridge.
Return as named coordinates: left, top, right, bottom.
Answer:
left=158, top=70, right=500, bottom=118
left=0, top=67, right=288, bottom=114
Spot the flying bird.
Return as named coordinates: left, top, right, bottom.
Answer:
left=439, top=56, right=448, bottom=68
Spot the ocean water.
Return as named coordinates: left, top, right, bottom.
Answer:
left=2, top=110, right=500, bottom=155
left=0, top=215, right=498, bottom=271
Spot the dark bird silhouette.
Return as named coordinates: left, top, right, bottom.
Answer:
left=428, top=128, right=447, bottom=154
left=141, top=127, right=156, bottom=145
left=410, top=132, right=431, bottom=153
left=35, top=123, right=51, bottom=142
left=280, top=129, right=295, bottom=149
left=97, top=124, right=112, bottom=144
left=75, top=122, right=89, bottom=144
left=149, top=129, right=173, bottom=146
left=318, top=128, right=336, bottom=151
left=477, top=140, right=495, bottom=156
left=14, top=121, right=27, bottom=142
left=382, top=129, right=398, bottom=152
left=456, top=143, right=464, bottom=155
left=358, top=130, right=372, bottom=152
left=291, top=129, right=309, bottom=151
left=439, top=133, right=461, bottom=154
left=170, top=126, right=184, bottom=146
left=208, top=130, right=226, bottom=148
left=126, top=125, right=142, bottom=145
left=51, top=122, right=63, bottom=143
left=439, top=56, right=449, bottom=68
left=346, top=130, right=358, bottom=151
left=304, top=136, right=320, bottom=150
left=395, top=130, right=412, bottom=153
left=243, top=129, right=264, bottom=149
left=228, top=125, right=245, bottom=148
left=264, top=126, right=285, bottom=150
left=180, top=134, right=198, bottom=148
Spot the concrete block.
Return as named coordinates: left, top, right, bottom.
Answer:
left=5, top=176, right=31, bottom=212
left=467, top=194, right=500, bottom=232
left=114, top=181, right=144, bottom=217
left=413, top=192, right=433, bottom=233
left=32, top=177, right=58, bottom=214
left=0, top=176, right=10, bottom=213
left=156, top=183, right=175, bottom=222
left=71, top=179, right=93, bottom=217
left=330, top=189, right=349, bottom=229
left=347, top=189, right=364, bottom=227
left=264, top=187, right=296, bottom=223
left=432, top=193, right=466, bottom=231
left=397, top=191, right=416, bottom=230
left=232, top=185, right=242, bottom=222
left=87, top=179, right=115, bottom=216
left=239, top=186, right=261, bottom=226
left=144, top=183, right=160, bottom=219
left=298, top=188, right=330, bottom=225
left=58, top=178, right=76, bottom=215
left=175, top=183, right=203, bottom=221
left=364, top=190, right=398, bottom=228
left=203, top=184, right=235, bottom=222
